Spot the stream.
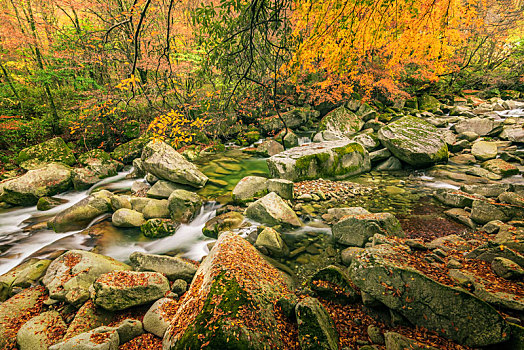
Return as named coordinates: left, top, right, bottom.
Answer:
left=0, top=108, right=523, bottom=276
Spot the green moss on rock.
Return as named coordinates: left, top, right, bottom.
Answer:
left=17, top=137, right=76, bottom=166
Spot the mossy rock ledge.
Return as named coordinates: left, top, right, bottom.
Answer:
left=163, top=232, right=292, bottom=349
left=348, top=246, right=509, bottom=347
left=17, top=137, right=76, bottom=166
left=377, top=116, right=448, bottom=167
left=266, top=140, right=371, bottom=181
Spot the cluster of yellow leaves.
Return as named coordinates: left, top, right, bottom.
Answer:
left=147, top=109, right=207, bottom=149
left=115, top=75, right=140, bottom=91
left=286, top=0, right=480, bottom=99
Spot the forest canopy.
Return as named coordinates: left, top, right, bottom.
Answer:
left=0, top=0, right=522, bottom=158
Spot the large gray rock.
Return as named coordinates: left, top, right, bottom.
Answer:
left=49, top=191, right=113, bottom=232
left=163, top=232, right=291, bottom=349
left=17, top=137, right=76, bottom=166
left=63, top=301, right=114, bottom=340
left=1, top=163, right=72, bottom=205
left=142, top=199, right=170, bottom=219
left=256, top=140, right=284, bottom=157
left=267, top=179, right=294, bottom=200
left=0, top=287, right=47, bottom=349
left=267, top=140, right=370, bottom=181
left=255, top=227, right=289, bottom=257
left=377, top=116, right=448, bottom=167
left=332, top=213, right=404, bottom=247
left=141, top=141, right=208, bottom=188
left=433, top=188, right=481, bottom=208
left=129, top=251, right=197, bottom=281
left=349, top=247, right=509, bottom=347
left=318, top=105, right=363, bottom=136
left=17, top=311, right=66, bottom=350
left=500, top=126, right=524, bottom=143
left=168, top=190, right=202, bottom=223
left=295, top=297, right=338, bottom=350
left=72, top=159, right=120, bottom=190
left=49, top=326, right=119, bottom=350
left=111, top=137, right=148, bottom=164
left=245, top=192, right=302, bottom=227
left=232, top=176, right=268, bottom=203
left=482, top=159, right=519, bottom=177
left=147, top=180, right=186, bottom=199
left=43, top=250, right=130, bottom=305
left=471, top=199, right=521, bottom=224
left=454, top=117, right=495, bottom=136
left=143, top=298, right=178, bottom=337
left=91, top=270, right=170, bottom=311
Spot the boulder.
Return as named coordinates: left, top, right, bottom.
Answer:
left=112, top=208, right=145, bottom=228
left=327, top=207, right=370, bottom=222
left=16, top=311, right=66, bottom=350
left=499, top=192, right=524, bottom=206
left=37, top=196, right=63, bottom=211
left=255, top=227, right=289, bottom=257
left=352, top=133, right=380, bottom=151
left=245, top=192, right=302, bottom=227
left=461, top=183, right=511, bottom=198
left=110, top=137, right=148, bottom=164
left=500, top=126, right=524, bottom=143
left=267, top=140, right=371, bottom=181
left=1, top=163, right=72, bottom=206
left=377, top=116, right=448, bottom=167
left=433, top=188, right=481, bottom=208
left=384, top=332, right=438, bottom=350
left=373, top=157, right=402, bottom=171
left=454, top=117, right=495, bottom=136
left=168, top=190, right=202, bottom=223
left=256, top=140, right=284, bottom=157
left=274, top=129, right=299, bottom=148
left=318, top=105, right=363, bottom=136
left=332, top=213, right=404, bottom=247
left=471, top=199, right=520, bottom=224
left=143, top=298, right=178, bottom=337
left=42, top=250, right=130, bottom=305
left=129, top=251, right=197, bottom=282
left=0, top=258, right=50, bottom=301
left=147, top=180, right=186, bottom=199
left=491, top=257, right=524, bottom=279
left=309, top=265, right=360, bottom=303
left=91, top=270, right=170, bottom=311
left=202, top=211, right=244, bottom=239
left=49, top=191, right=113, bottom=232
left=141, top=218, right=179, bottom=238
left=349, top=247, right=509, bottom=347
left=141, top=141, right=208, bottom=188
left=481, top=159, right=520, bottom=177
left=0, top=287, right=47, bottom=349
left=295, top=297, right=338, bottom=350
left=78, top=149, right=111, bottom=165
left=472, top=141, right=498, bottom=161
left=17, top=137, right=76, bottom=166
left=267, top=179, right=294, bottom=200
left=163, top=233, right=292, bottom=349
left=232, top=176, right=268, bottom=203
left=113, top=319, right=143, bottom=344
left=142, top=198, right=170, bottom=219
left=369, top=148, right=391, bottom=163
left=417, top=94, right=440, bottom=111
left=49, top=326, right=119, bottom=350
left=63, top=301, right=113, bottom=340
left=72, top=159, right=120, bottom=190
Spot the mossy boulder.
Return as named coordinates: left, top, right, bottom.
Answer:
left=318, top=105, right=364, bottom=136
left=0, top=258, right=51, bottom=301
left=110, top=137, right=149, bottom=164
left=141, top=141, right=208, bottom=188
left=349, top=246, right=509, bottom=347
left=417, top=94, right=440, bottom=111
left=72, top=159, right=120, bottom=190
left=0, top=163, right=73, bottom=206
left=129, top=251, right=197, bottom=282
left=295, top=297, right=339, bottom=350
left=377, top=116, right=448, bottom=167
left=17, top=137, right=76, bottom=166
left=168, top=189, right=202, bottom=223
left=163, top=232, right=292, bottom=349
left=42, top=250, right=130, bottom=305
left=267, top=140, right=371, bottom=181
left=482, top=159, right=520, bottom=177
left=77, top=149, right=111, bottom=165
left=112, top=208, right=146, bottom=228
left=274, top=129, right=299, bottom=148
left=48, top=190, right=112, bottom=232
left=232, top=176, right=268, bottom=203
left=141, top=218, right=180, bottom=238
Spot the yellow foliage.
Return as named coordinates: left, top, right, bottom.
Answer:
left=147, top=109, right=207, bottom=149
